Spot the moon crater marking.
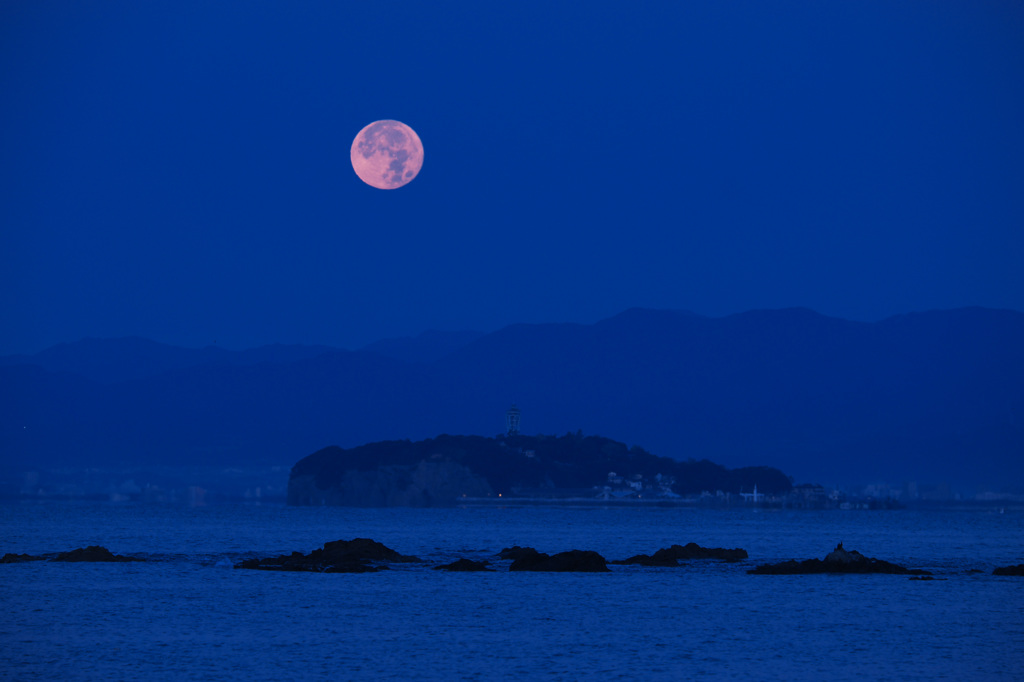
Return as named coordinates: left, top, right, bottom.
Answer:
left=350, top=120, right=423, bottom=189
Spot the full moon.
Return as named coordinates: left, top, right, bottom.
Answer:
left=350, top=120, right=423, bottom=190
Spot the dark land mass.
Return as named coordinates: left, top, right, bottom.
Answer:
left=500, top=547, right=610, bottom=572
left=287, top=433, right=793, bottom=506
left=748, top=543, right=930, bottom=575
left=434, top=558, right=493, bottom=572
left=1, top=553, right=47, bottom=563
left=233, top=541, right=737, bottom=574
left=1, top=546, right=141, bottom=563
left=53, top=546, right=143, bottom=562
left=0, top=336, right=337, bottom=384
left=611, top=542, right=748, bottom=565
left=361, top=330, right=485, bottom=365
left=993, top=564, right=1024, bottom=576
left=3, top=307, right=1023, bottom=488
left=235, top=538, right=420, bottom=573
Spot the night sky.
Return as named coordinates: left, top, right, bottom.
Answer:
left=3, top=1, right=1022, bottom=355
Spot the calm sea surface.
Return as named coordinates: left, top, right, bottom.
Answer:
left=2, top=501, right=1022, bottom=681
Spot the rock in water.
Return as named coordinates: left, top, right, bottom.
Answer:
left=748, top=543, right=929, bottom=575
left=497, top=546, right=538, bottom=561
left=510, top=549, right=610, bottom=572
left=1, top=553, right=46, bottom=563
left=612, top=552, right=680, bottom=567
left=235, top=538, right=420, bottom=573
left=993, top=564, right=1024, bottom=576
left=52, top=546, right=141, bottom=562
left=319, top=538, right=420, bottom=563
left=612, top=542, right=748, bottom=566
left=434, top=558, right=493, bottom=571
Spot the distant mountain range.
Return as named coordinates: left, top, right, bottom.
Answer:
left=2, top=307, right=1022, bottom=488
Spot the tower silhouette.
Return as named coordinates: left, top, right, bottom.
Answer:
left=506, top=404, right=521, bottom=436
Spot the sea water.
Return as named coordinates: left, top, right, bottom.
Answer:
left=1, top=501, right=1022, bottom=680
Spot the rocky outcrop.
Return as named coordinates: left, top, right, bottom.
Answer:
left=509, top=548, right=610, bottom=572
left=1, top=553, right=46, bottom=563
left=235, top=538, right=420, bottom=573
left=2, top=546, right=140, bottom=563
left=434, top=558, right=493, bottom=571
left=993, top=564, right=1024, bottom=576
left=497, top=546, right=538, bottom=561
left=288, top=460, right=493, bottom=507
left=612, top=542, right=748, bottom=566
left=53, top=546, right=142, bottom=562
left=748, top=543, right=929, bottom=575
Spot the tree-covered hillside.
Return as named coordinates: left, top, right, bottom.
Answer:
left=289, top=433, right=792, bottom=505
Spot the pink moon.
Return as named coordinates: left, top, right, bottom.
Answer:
left=350, top=120, right=424, bottom=190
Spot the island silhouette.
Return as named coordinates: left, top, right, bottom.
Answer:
left=287, top=432, right=792, bottom=506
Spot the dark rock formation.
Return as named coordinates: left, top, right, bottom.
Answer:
left=993, top=564, right=1024, bottom=576
left=509, top=549, right=610, bottom=572
left=434, top=558, right=493, bottom=572
left=52, top=546, right=141, bottom=562
left=497, top=546, right=539, bottom=561
left=235, top=538, right=419, bottom=573
left=748, top=543, right=929, bottom=575
left=321, top=538, right=419, bottom=563
left=1, top=553, right=46, bottom=563
left=612, top=542, right=748, bottom=566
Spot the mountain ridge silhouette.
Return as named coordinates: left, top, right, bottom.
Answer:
left=2, top=307, right=1021, bottom=487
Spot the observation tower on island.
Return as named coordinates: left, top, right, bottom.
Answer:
left=506, top=404, right=521, bottom=437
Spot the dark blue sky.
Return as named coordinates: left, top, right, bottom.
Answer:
left=2, top=1, right=1022, bottom=355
